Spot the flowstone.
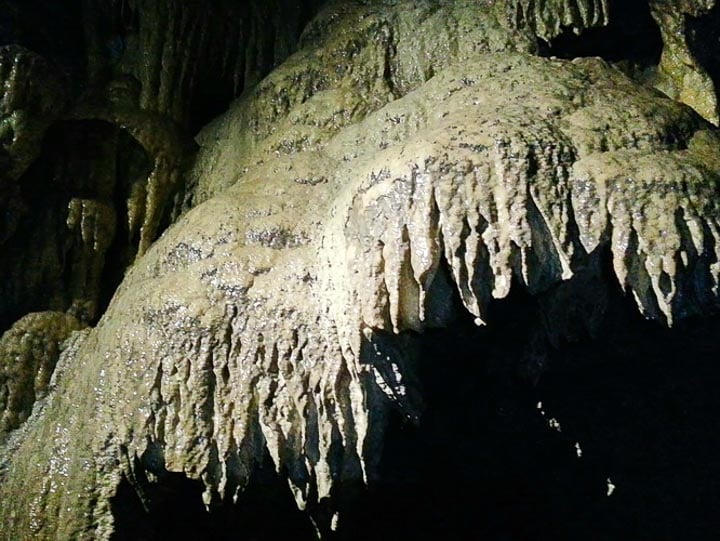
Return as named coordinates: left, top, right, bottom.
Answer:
left=0, top=311, right=84, bottom=434
left=650, top=0, right=720, bottom=124
left=1, top=2, right=720, bottom=540
left=0, top=45, right=67, bottom=244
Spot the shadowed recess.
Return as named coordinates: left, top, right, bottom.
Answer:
left=111, top=450, right=317, bottom=540
left=543, top=0, right=662, bottom=66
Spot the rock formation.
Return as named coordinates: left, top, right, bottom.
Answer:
left=1, top=1, right=720, bottom=539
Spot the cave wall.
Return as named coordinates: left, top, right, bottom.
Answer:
left=1, top=1, right=720, bottom=539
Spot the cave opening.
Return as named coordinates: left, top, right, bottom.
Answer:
left=541, top=0, right=663, bottom=71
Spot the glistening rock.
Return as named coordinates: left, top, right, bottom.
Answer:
left=1, top=2, right=720, bottom=539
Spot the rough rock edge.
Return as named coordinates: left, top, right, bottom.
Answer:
left=2, top=6, right=720, bottom=541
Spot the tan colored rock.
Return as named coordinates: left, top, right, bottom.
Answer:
left=3, top=44, right=720, bottom=540
left=650, top=0, right=719, bottom=125
left=0, top=312, right=85, bottom=433
left=2, top=3, right=720, bottom=540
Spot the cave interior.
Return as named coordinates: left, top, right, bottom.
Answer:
left=2, top=0, right=720, bottom=539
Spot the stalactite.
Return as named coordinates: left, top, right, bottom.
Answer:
left=2, top=3, right=720, bottom=540
left=507, top=0, right=609, bottom=41
left=65, top=197, right=118, bottom=319
left=3, top=41, right=720, bottom=539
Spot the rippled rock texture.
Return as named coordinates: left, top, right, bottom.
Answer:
left=1, top=1, right=720, bottom=539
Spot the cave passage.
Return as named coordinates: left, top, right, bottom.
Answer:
left=341, top=298, right=720, bottom=540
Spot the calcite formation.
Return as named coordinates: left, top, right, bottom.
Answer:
left=1, top=1, right=720, bottom=539
left=650, top=0, right=719, bottom=124
left=506, top=0, right=609, bottom=40
left=0, top=45, right=67, bottom=186
left=0, top=46, right=67, bottom=244
left=0, top=312, right=85, bottom=433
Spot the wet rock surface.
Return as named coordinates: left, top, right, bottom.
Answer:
left=0, top=311, right=85, bottom=434
left=1, top=1, right=720, bottom=539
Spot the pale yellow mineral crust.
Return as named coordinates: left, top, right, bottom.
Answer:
left=1, top=2, right=720, bottom=540
left=0, top=312, right=84, bottom=433
left=650, top=0, right=720, bottom=125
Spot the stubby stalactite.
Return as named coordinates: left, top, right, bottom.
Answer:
left=0, top=0, right=326, bottom=432
left=1, top=1, right=720, bottom=540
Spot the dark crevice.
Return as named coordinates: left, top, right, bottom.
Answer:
left=541, top=0, right=662, bottom=69
left=97, top=129, right=153, bottom=315
left=687, top=3, right=720, bottom=105
left=111, top=449, right=317, bottom=540
left=186, top=48, right=242, bottom=135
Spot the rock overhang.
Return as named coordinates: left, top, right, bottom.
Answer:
left=2, top=2, right=720, bottom=539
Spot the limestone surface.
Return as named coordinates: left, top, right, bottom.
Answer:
left=1, top=2, right=720, bottom=540
left=0, top=312, right=84, bottom=434
left=650, top=0, right=719, bottom=124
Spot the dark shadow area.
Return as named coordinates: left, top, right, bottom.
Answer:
left=111, top=449, right=317, bottom=540
left=335, top=285, right=604, bottom=540
left=0, top=0, right=85, bottom=80
left=0, top=119, right=151, bottom=331
left=187, top=70, right=241, bottom=136
left=542, top=0, right=662, bottom=68
left=687, top=3, right=720, bottom=104
left=333, top=263, right=720, bottom=539
left=537, top=308, right=720, bottom=540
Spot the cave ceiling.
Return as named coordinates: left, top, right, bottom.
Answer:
left=1, top=1, right=720, bottom=539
